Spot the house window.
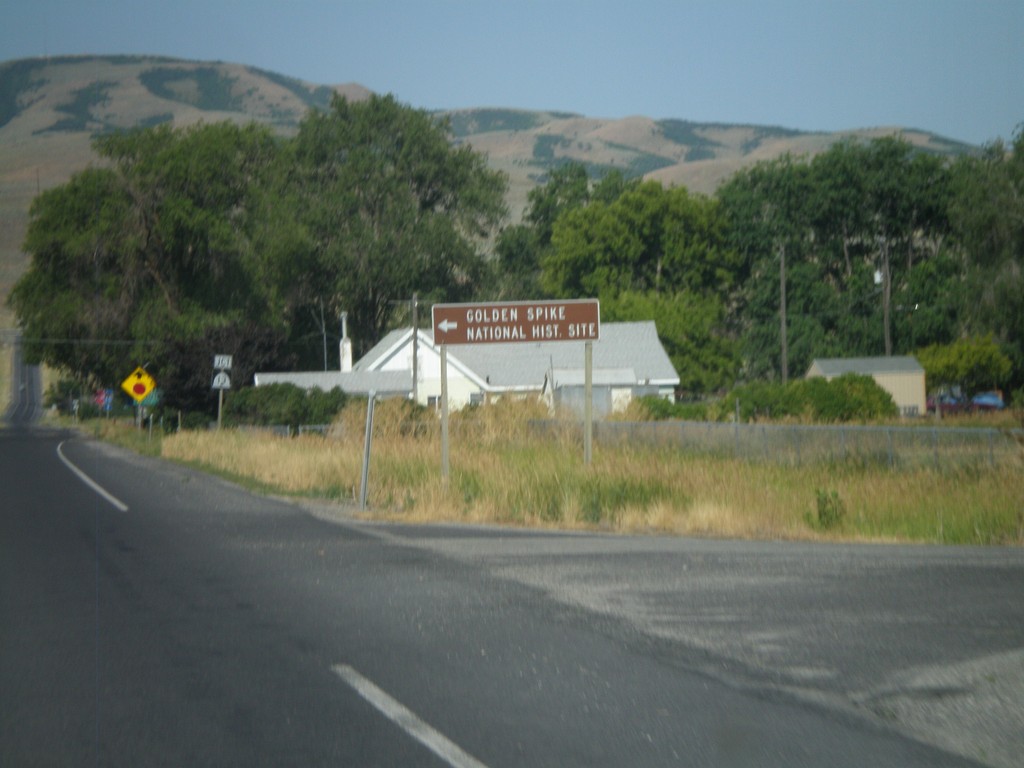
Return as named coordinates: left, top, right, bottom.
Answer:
left=469, top=392, right=485, bottom=406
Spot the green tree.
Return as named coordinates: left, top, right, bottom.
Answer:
left=949, top=126, right=1024, bottom=391
left=858, top=138, right=952, bottom=356
left=9, top=167, right=137, bottom=386
left=603, top=290, right=737, bottom=393
left=525, top=162, right=591, bottom=246
left=718, top=137, right=960, bottom=384
left=10, top=122, right=287, bottom=411
left=916, top=335, right=1012, bottom=396
left=225, top=383, right=347, bottom=430
left=543, top=181, right=735, bottom=300
left=10, top=97, right=508, bottom=410
left=279, top=94, right=507, bottom=356
left=718, top=154, right=813, bottom=382
left=494, top=223, right=542, bottom=299
left=493, top=163, right=635, bottom=300
left=541, top=181, right=739, bottom=393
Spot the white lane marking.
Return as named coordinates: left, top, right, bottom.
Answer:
left=57, top=441, right=129, bottom=512
left=332, top=664, right=489, bottom=768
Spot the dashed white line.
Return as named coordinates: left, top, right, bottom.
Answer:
left=332, top=664, right=489, bottom=768
left=57, top=441, right=129, bottom=512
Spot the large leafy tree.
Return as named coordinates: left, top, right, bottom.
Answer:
left=602, top=290, right=738, bottom=393
left=542, top=181, right=740, bottom=392
left=543, top=181, right=736, bottom=300
left=857, top=138, right=953, bottom=356
left=11, top=94, right=509, bottom=410
left=718, top=137, right=961, bottom=383
left=805, top=139, right=959, bottom=359
left=717, top=155, right=812, bottom=382
left=276, top=94, right=507, bottom=356
left=949, top=127, right=1024, bottom=392
left=916, top=335, right=1013, bottom=396
left=10, top=122, right=286, bottom=411
left=493, top=163, right=632, bottom=299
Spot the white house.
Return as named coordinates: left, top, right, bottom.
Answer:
left=255, top=321, right=679, bottom=414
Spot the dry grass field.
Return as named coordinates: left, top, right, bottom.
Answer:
left=149, top=398, right=1024, bottom=546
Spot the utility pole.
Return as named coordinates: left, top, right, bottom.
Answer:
left=389, top=294, right=422, bottom=403
left=880, top=238, right=892, bottom=357
left=779, top=241, right=788, bottom=384
left=320, top=300, right=328, bottom=371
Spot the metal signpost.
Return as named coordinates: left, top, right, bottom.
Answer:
left=431, top=299, right=600, bottom=478
left=360, top=391, right=376, bottom=511
left=212, top=354, right=232, bottom=430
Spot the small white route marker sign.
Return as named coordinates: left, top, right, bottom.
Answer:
left=212, top=353, right=233, bottom=429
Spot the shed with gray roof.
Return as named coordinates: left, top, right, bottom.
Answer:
left=806, top=356, right=926, bottom=417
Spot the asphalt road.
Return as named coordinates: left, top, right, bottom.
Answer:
left=3, top=334, right=43, bottom=426
left=2, top=426, right=1022, bottom=766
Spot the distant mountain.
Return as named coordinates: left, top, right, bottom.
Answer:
left=0, top=55, right=977, bottom=324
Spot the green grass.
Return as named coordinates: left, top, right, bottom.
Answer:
left=84, top=417, right=164, bottom=457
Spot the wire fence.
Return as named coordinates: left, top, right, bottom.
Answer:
left=256, top=417, right=1021, bottom=472
left=586, top=420, right=1023, bottom=471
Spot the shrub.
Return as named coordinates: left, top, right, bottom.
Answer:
left=712, top=374, right=897, bottom=423
left=225, top=383, right=347, bottom=431
left=634, top=396, right=710, bottom=421
left=179, top=411, right=212, bottom=431
left=824, top=374, right=899, bottom=420
left=330, top=396, right=434, bottom=441
left=811, top=489, right=846, bottom=530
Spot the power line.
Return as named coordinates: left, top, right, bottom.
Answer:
left=0, top=332, right=159, bottom=347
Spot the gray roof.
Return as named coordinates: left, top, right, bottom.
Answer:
left=351, top=328, right=418, bottom=372
left=258, top=321, right=679, bottom=395
left=807, top=356, right=924, bottom=377
left=253, top=370, right=411, bottom=396
left=454, top=322, right=678, bottom=388
left=551, top=368, right=638, bottom=388
left=359, top=321, right=679, bottom=389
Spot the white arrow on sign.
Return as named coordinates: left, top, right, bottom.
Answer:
left=437, top=319, right=458, bottom=333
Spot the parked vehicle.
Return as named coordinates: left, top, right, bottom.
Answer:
left=971, top=391, right=1005, bottom=411
left=926, top=393, right=970, bottom=414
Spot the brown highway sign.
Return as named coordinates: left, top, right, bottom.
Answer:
left=432, top=299, right=600, bottom=345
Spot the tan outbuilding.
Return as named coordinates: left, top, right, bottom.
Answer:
left=806, top=356, right=927, bottom=417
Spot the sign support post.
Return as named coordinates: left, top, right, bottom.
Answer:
left=431, top=299, right=600, bottom=477
left=440, top=344, right=450, bottom=483
left=211, top=355, right=233, bottom=430
left=359, top=391, right=376, bottom=511
left=584, top=340, right=593, bottom=465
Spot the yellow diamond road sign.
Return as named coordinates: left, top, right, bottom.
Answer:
left=121, top=366, right=156, bottom=403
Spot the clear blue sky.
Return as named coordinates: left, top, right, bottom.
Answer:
left=3, top=0, right=1020, bottom=146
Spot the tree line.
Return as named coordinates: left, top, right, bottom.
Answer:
left=9, top=93, right=1022, bottom=415
left=502, top=132, right=1021, bottom=400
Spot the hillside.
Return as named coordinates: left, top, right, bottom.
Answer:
left=0, top=55, right=977, bottom=330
